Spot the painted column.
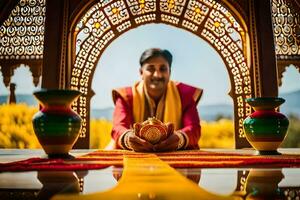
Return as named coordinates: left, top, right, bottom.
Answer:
left=250, top=0, right=278, bottom=98
left=42, top=0, right=69, bottom=89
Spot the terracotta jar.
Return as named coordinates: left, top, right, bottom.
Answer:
left=32, top=89, right=82, bottom=157
left=243, top=97, right=289, bottom=155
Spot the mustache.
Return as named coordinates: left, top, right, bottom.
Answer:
left=151, top=78, right=165, bottom=82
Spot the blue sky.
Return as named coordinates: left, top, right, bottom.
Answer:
left=0, top=24, right=300, bottom=108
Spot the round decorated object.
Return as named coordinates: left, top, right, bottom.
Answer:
left=32, top=89, right=82, bottom=157
left=134, top=117, right=173, bottom=144
left=243, top=97, right=289, bottom=155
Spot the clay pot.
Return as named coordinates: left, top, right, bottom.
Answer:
left=243, top=97, right=289, bottom=155
left=32, top=89, right=82, bottom=157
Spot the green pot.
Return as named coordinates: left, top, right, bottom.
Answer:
left=32, top=89, right=82, bottom=157
left=243, top=97, right=289, bottom=155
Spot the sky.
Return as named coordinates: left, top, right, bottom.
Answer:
left=0, top=24, right=300, bottom=109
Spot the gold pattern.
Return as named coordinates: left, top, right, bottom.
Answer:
left=134, top=117, right=169, bottom=144
left=94, top=22, right=101, bottom=29
left=214, top=21, right=220, bottom=27
left=167, top=0, right=175, bottom=9
left=160, top=0, right=186, bottom=16
left=112, top=7, right=120, bottom=15
left=127, top=0, right=156, bottom=15
left=195, top=7, right=201, bottom=14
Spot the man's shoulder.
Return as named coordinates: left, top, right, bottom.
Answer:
left=175, top=82, right=202, bottom=93
left=174, top=81, right=203, bottom=104
left=113, top=86, right=132, bottom=93
left=112, top=86, right=133, bottom=104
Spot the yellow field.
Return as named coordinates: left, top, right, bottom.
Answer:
left=0, top=104, right=40, bottom=148
left=0, top=104, right=235, bottom=149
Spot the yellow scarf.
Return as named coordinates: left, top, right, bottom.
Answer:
left=132, top=80, right=182, bottom=130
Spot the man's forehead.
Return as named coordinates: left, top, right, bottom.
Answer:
left=142, top=57, right=170, bottom=66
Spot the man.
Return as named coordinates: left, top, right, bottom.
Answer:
left=111, top=48, right=202, bottom=152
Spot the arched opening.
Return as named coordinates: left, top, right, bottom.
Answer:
left=279, top=64, right=300, bottom=148
left=0, top=65, right=41, bottom=149
left=0, top=65, right=40, bottom=105
left=90, top=24, right=234, bottom=149
left=71, top=0, right=251, bottom=148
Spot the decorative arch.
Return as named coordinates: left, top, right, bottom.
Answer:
left=0, top=0, right=45, bottom=88
left=272, top=0, right=300, bottom=86
left=70, top=0, right=252, bottom=148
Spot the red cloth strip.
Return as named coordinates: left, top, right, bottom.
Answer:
left=1, top=150, right=300, bottom=172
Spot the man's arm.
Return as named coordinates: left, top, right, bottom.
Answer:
left=111, top=96, right=133, bottom=149
left=153, top=100, right=200, bottom=151
left=178, top=99, right=201, bottom=149
left=175, top=83, right=202, bottom=150
left=111, top=96, right=154, bottom=151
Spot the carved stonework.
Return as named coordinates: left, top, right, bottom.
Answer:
left=272, top=0, right=300, bottom=88
left=272, top=0, right=300, bottom=58
left=0, top=0, right=44, bottom=89
left=29, top=63, right=42, bottom=87
left=0, top=61, right=42, bottom=87
left=277, top=62, right=300, bottom=87
left=0, top=0, right=45, bottom=60
left=277, top=63, right=288, bottom=86
left=0, top=64, right=14, bottom=87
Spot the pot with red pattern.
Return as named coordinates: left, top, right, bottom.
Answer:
left=134, top=117, right=174, bottom=144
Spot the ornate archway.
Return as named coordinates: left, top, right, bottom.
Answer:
left=272, top=0, right=300, bottom=86
left=70, top=0, right=252, bottom=148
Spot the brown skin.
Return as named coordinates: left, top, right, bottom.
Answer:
left=127, top=131, right=153, bottom=152
left=153, top=134, right=179, bottom=152
left=127, top=56, right=180, bottom=152
left=140, top=56, right=170, bottom=102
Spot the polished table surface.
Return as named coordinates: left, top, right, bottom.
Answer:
left=0, top=149, right=300, bottom=199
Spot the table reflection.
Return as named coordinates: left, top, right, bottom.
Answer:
left=37, top=171, right=81, bottom=199
left=113, top=167, right=201, bottom=184
left=244, top=169, right=284, bottom=199
left=0, top=168, right=300, bottom=199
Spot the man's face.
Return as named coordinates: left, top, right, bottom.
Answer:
left=140, top=56, right=170, bottom=99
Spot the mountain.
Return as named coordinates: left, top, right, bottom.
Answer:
left=1, top=89, right=299, bottom=120
left=91, top=107, right=114, bottom=120
left=0, top=94, right=38, bottom=106
left=280, top=90, right=300, bottom=117
left=198, top=104, right=233, bottom=121
left=91, top=105, right=234, bottom=121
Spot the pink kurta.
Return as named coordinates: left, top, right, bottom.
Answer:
left=111, top=82, right=202, bottom=149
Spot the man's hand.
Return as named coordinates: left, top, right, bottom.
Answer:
left=126, top=132, right=154, bottom=152
left=153, top=134, right=180, bottom=152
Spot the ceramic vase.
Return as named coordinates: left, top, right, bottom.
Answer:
left=243, top=97, right=289, bottom=155
left=32, top=89, right=82, bottom=157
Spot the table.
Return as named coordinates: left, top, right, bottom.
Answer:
left=0, top=149, right=300, bottom=199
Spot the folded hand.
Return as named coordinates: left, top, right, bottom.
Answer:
left=127, top=132, right=154, bottom=152
left=153, top=134, right=179, bottom=152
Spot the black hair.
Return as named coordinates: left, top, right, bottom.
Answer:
left=139, top=48, right=173, bottom=67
